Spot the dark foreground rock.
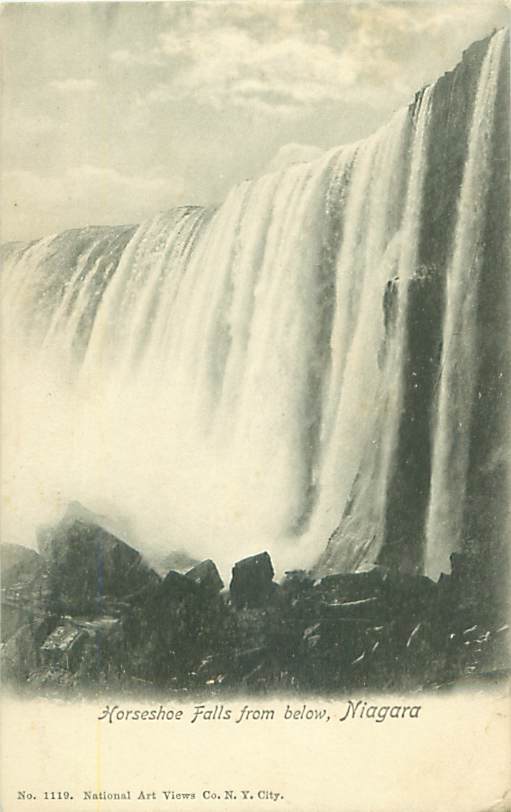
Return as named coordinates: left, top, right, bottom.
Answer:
left=186, top=559, right=224, bottom=595
left=1, top=543, right=46, bottom=588
left=1, top=516, right=508, bottom=696
left=37, top=515, right=160, bottom=614
left=230, top=551, right=276, bottom=609
left=0, top=543, right=56, bottom=644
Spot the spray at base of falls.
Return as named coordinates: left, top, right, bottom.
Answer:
left=1, top=30, right=509, bottom=582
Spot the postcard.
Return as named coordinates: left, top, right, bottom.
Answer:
left=1, top=2, right=509, bottom=810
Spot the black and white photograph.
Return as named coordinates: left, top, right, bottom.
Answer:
left=0, top=1, right=509, bottom=809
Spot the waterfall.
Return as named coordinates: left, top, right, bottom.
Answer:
left=425, top=29, right=508, bottom=580
left=1, top=31, right=508, bottom=579
left=314, top=86, right=434, bottom=573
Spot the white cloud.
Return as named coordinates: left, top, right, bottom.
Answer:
left=114, top=2, right=502, bottom=118
left=50, top=78, right=97, bottom=93
left=151, top=25, right=377, bottom=115
left=129, top=3, right=419, bottom=116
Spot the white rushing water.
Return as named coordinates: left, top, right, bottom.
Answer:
left=1, top=32, right=506, bottom=578
left=425, top=28, right=508, bottom=579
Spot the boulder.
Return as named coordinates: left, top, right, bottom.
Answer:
left=1, top=543, right=46, bottom=589
left=37, top=615, right=126, bottom=684
left=185, top=560, right=224, bottom=594
left=230, top=552, right=275, bottom=610
left=2, top=615, right=56, bottom=684
left=1, top=544, right=54, bottom=642
left=38, top=517, right=160, bottom=614
left=317, top=567, right=387, bottom=603
left=160, top=570, right=200, bottom=601
left=40, top=622, right=87, bottom=671
left=280, top=570, right=315, bottom=597
left=141, top=570, right=200, bottom=642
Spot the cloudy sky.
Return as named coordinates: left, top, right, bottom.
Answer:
left=2, top=0, right=508, bottom=242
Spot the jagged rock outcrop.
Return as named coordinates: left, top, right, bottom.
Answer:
left=37, top=515, right=160, bottom=614
left=1, top=526, right=508, bottom=694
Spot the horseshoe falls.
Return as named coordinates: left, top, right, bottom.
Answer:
left=1, top=31, right=509, bottom=584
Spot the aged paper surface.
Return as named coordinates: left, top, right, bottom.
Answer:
left=1, top=1, right=510, bottom=810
